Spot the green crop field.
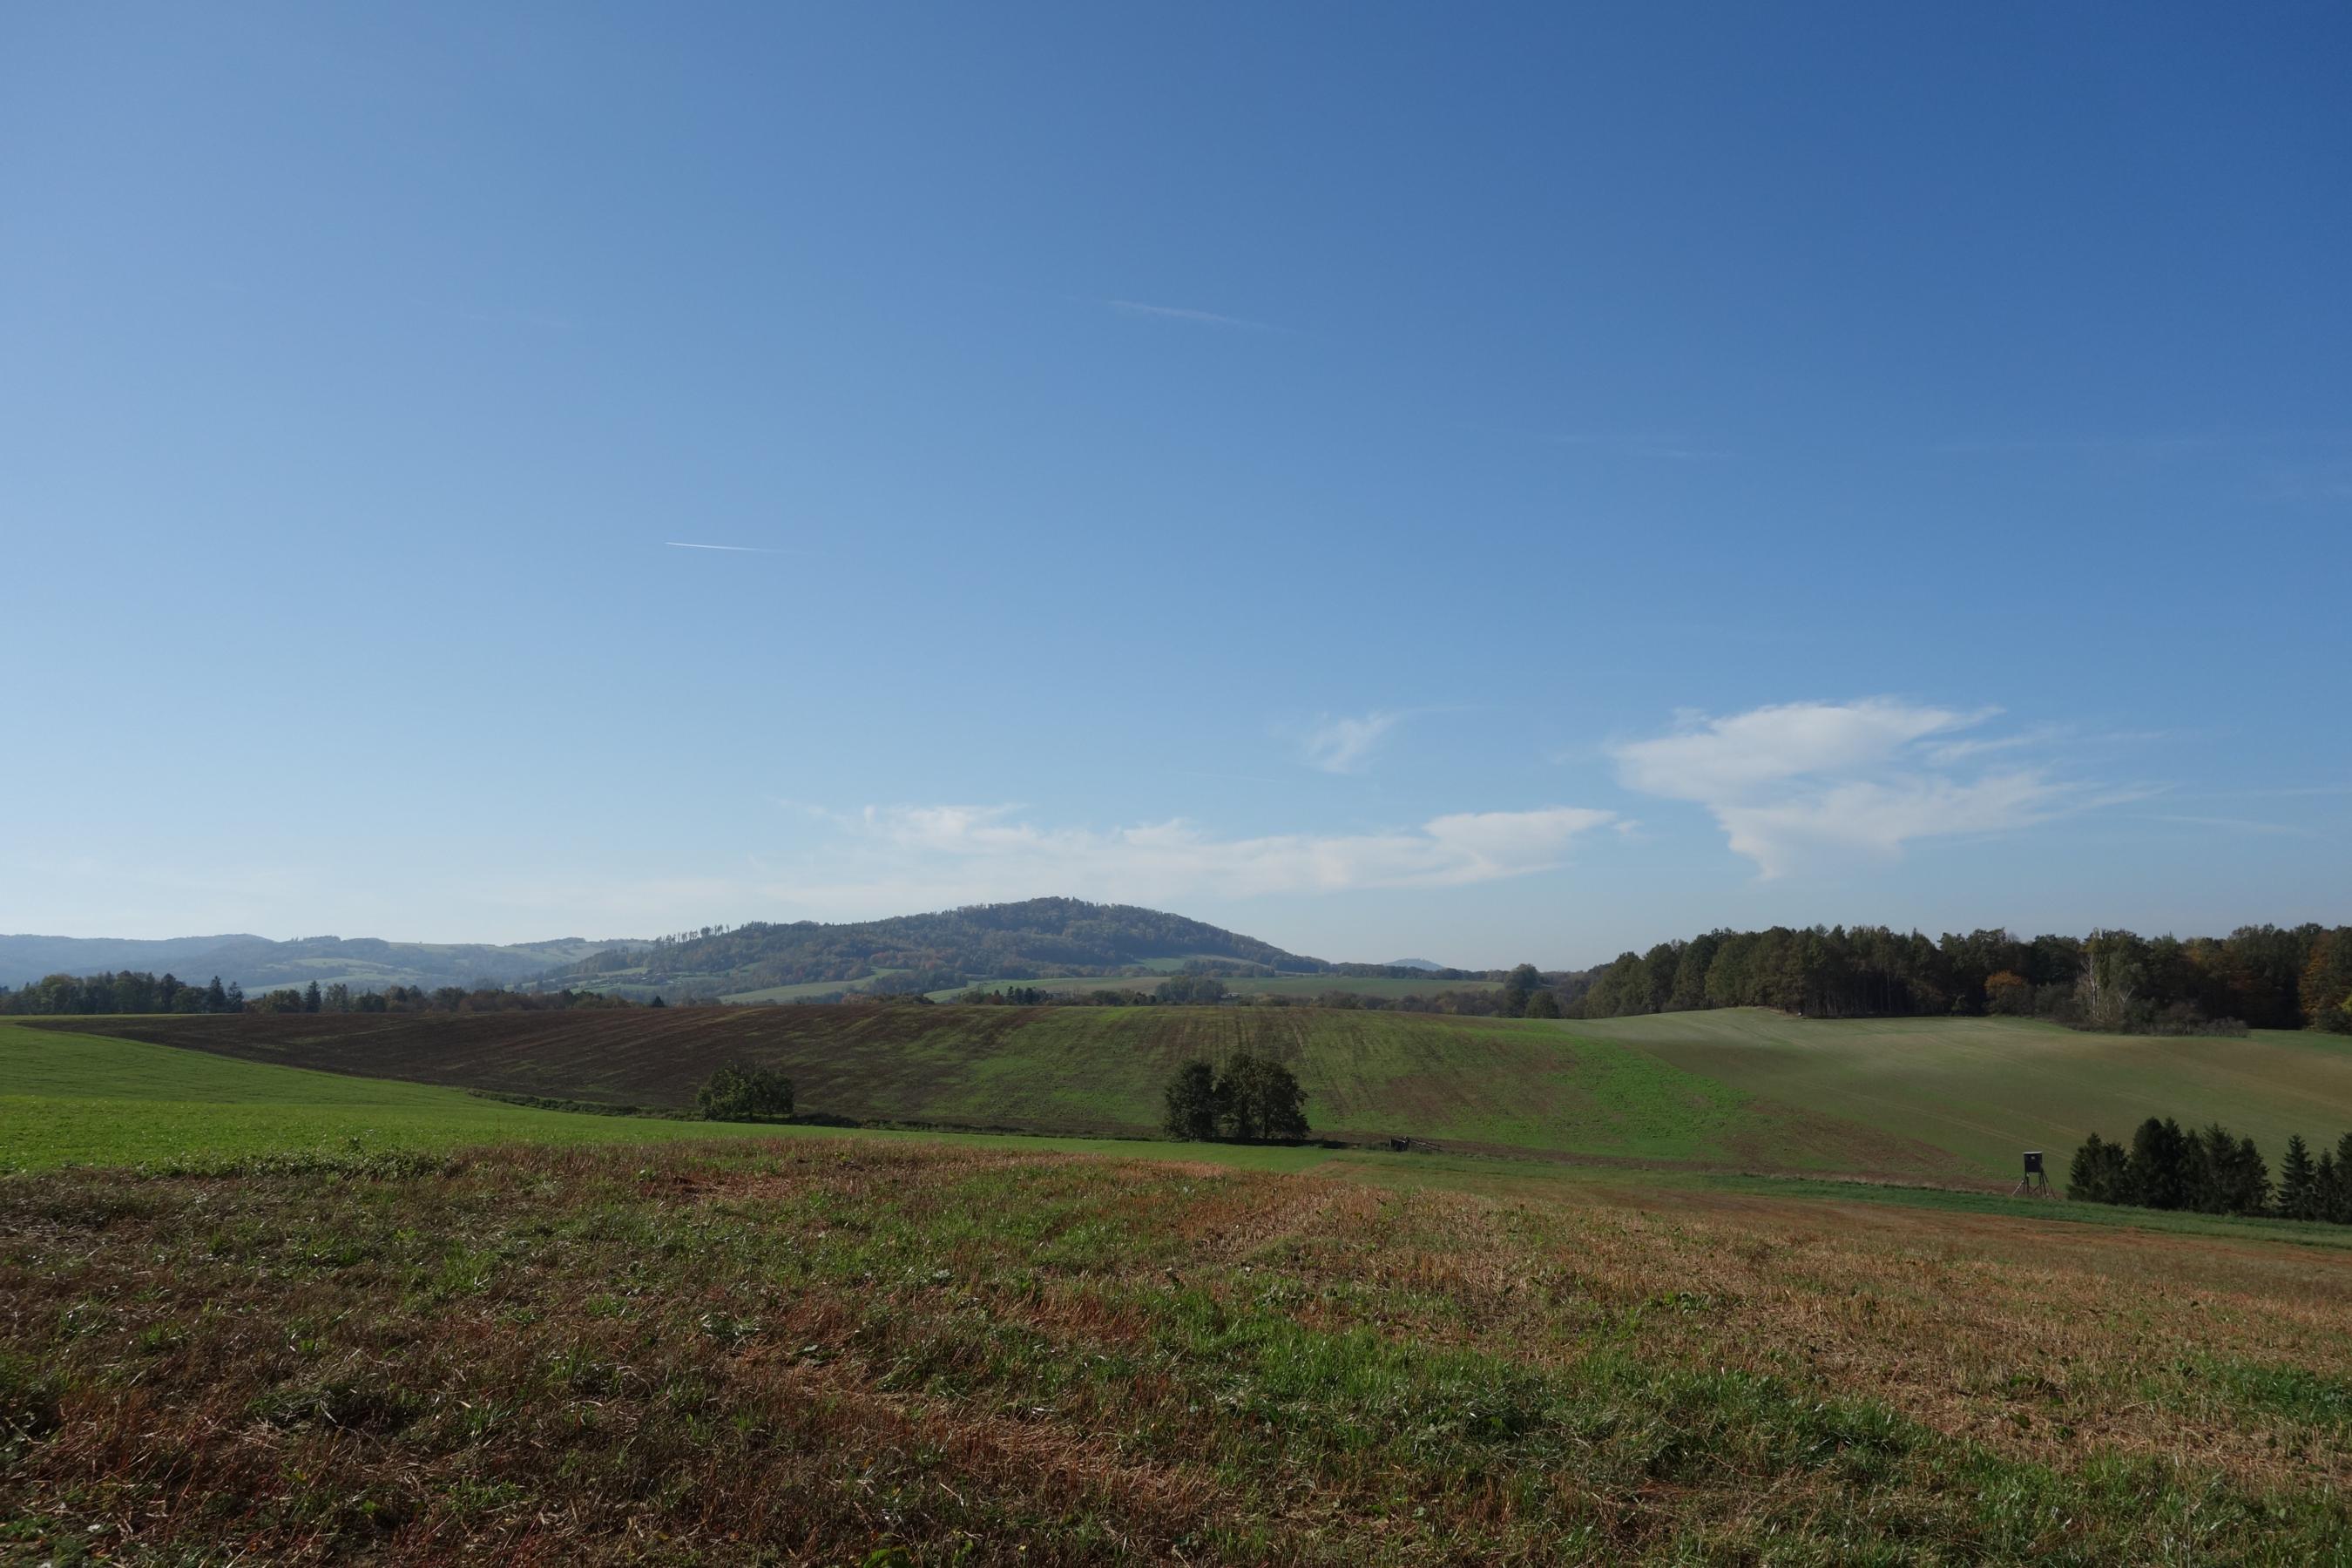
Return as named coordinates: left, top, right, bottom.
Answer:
left=0, top=1022, right=806, bottom=1173
left=28, top=1008, right=1973, bottom=1181
left=923, top=973, right=1502, bottom=1002
left=1578, top=1010, right=2352, bottom=1179
left=718, top=972, right=899, bottom=1003
left=0, top=1023, right=1347, bottom=1177
left=28, top=1006, right=2352, bottom=1191
left=1220, top=974, right=1503, bottom=999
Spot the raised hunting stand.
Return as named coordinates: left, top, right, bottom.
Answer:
left=2011, top=1149, right=2054, bottom=1198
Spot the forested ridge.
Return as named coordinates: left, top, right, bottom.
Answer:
left=10, top=902, right=2349, bottom=1037
left=553, top=897, right=1328, bottom=995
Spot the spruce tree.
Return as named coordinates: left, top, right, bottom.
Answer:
left=2232, top=1135, right=2272, bottom=1217
left=2277, top=1134, right=2319, bottom=1220
left=2067, top=1135, right=2126, bottom=1203
left=2126, top=1117, right=2188, bottom=1210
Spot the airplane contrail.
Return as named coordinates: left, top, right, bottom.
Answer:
left=665, top=541, right=802, bottom=554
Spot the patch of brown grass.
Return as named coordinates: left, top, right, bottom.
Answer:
left=4, top=1139, right=2349, bottom=1563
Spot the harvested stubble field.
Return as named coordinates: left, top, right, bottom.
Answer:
left=3, top=1138, right=2350, bottom=1564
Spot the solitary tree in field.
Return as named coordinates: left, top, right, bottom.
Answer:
left=695, top=1062, right=794, bottom=1122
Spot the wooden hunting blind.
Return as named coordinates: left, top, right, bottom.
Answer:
left=2011, top=1150, right=2053, bottom=1198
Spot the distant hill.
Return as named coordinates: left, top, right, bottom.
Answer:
left=1387, top=958, right=1444, bottom=971
left=0, top=932, right=648, bottom=993
left=553, top=897, right=1324, bottom=1000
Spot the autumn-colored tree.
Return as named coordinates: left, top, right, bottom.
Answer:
left=1984, top=970, right=2032, bottom=1016
left=2301, top=929, right=2352, bottom=1035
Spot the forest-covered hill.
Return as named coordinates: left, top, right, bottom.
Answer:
left=551, top=897, right=1327, bottom=998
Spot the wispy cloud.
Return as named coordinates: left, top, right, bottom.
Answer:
left=664, top=541, right=809, bottom=555
left=1105, top=299, right=1293, bottom=333
left=468, top=801, right=1618, bottom=929
left=1299, top=711, right=1402, bottom=774
left=2141, top=814, right=2320, bottom=838
left=1608, top=698, right=2125, bottom=877
left=1544, top=432, right=1732, bottom=462
left=798, top=801, right=1619, bottom=905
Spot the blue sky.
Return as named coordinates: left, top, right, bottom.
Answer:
left=3, top=3, right=2346, bottom=967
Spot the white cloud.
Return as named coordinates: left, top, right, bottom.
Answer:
left=803, top=801, right=1617, bottom=906
left=1609, top=699, right=2087, bottom=877
left=1300, top=710, right=1402, bottom=774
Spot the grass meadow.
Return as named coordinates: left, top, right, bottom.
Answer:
left=1582, top=1010, right=2352, bottom=1179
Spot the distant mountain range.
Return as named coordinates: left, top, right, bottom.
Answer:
left=0, top=933, right=648, bottom=994
left=4, top=900, right=1484, bottom=1002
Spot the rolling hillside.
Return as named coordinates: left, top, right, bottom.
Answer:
left=36, top=1005, right=2352, bottom=1188
left=12, top=1007, right=2010, bottom=1184
left=1579, top=1008, right=2352, bottom=1178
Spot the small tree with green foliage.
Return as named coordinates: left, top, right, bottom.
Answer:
left=1523, top=989, right=1562, bottom=1019
left=695, top=1062, right=794, bottom=1122
left=1499, top=963, right=1542, bottom=1017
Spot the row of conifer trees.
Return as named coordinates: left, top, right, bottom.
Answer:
left=2070, top=1118, right=2352, bottom=1222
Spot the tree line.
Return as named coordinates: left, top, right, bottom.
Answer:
left=1562, top=924, right=2352, bottom=1034
left=0, top=971, right=641, bottom=1017
left=2070, top=1119, right=2352, bottom=1223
